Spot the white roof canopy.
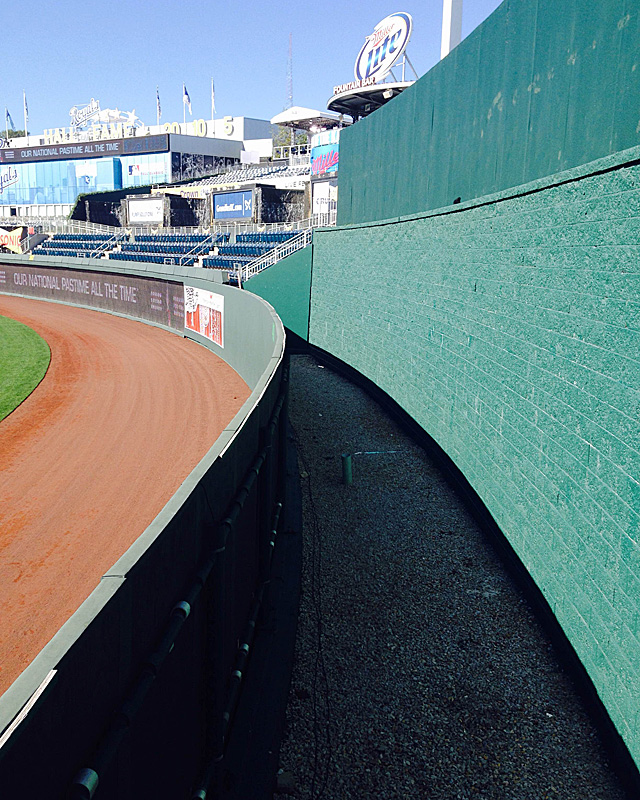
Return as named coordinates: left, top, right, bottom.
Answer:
left=270, top=106, right=349, bottom=131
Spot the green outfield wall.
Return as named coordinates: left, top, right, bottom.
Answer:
left=337, top=0, right=640, bottom=225
left=308, top=144, right=640, bottom=768
left=246, top=245, right=313, bottom=341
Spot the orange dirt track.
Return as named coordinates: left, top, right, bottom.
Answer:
left=0, top=294, right=250, bottom=696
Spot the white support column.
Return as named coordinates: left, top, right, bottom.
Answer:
left=441, top=0, right=463, bottom=59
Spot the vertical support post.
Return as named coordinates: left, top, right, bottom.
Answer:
left=257, top=419, right=272, bottom=584
left=278, top=356, right=290, bottom=505
left=342, top=453, right=353, bottom=486
left=441, top=0, right=463, bottom=59
left=207, top=520, right=228, bottom=800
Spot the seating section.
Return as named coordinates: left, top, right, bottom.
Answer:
left=33, top=232, right=125, bottom=259
left=29, top=229, right=301, bottom=281
left=112, top=234, right=228, bottom=266
left=187, top=163, right=310, bottom=189
left=237, top=232, right=298, bottom=244
left=201, top=231, right=299, bottom=283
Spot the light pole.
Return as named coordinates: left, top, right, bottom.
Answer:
left=441, top=0, right=463, bottom=59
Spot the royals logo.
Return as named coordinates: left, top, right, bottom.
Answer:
left=0, top=166, right=18, bottom=194
left=354, top=13, right=413, bottom=82
left=69, top=98, right=101, bottom=129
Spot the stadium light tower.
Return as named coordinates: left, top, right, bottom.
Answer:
left=287, top=33, right=294, bottom=146
left=441, top=0, right=463, bottom=59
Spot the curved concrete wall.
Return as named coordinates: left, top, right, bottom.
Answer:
left=309, top=146, right=640, bottom=769
left=0, top=256, right=286, bottom=798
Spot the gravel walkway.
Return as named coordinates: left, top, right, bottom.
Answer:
left=276, top=354, right=628, bottom=800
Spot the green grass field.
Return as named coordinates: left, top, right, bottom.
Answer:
left=0, top=315, right=51, bottom=422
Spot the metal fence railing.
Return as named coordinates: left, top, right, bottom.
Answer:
left=9, top=218, right=118, bottom=237
left=11, top=210, right=337, bottom=243
left=240, top=228, right=313, bottom=285
left=14, top=211, right=337, bottom=274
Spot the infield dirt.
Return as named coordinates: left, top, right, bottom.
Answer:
left=0, top=294, right=250, bottom=696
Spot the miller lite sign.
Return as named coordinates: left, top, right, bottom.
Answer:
left=354, top=12, right=413, bottom=82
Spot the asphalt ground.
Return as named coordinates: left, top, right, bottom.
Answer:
left=274, top=353, right=631, bottom=800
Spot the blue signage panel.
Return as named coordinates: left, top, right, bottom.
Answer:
left=214, top=190, right=253, bottom=219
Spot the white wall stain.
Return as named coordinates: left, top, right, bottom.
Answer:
left=618, top=13, right=630, bottom=30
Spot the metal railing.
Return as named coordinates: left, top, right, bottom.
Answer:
left=240, top=228, right=313, bottom=284
left=9, top=217, right=118, bottom=236
left=20, top=232, right=41, bottom=254
left=178, top=236, right=215, bottom=267
left=272, top=144, right=311, bottom=161
left=89, top=234, right=121, bottom=259
left=11, top=209, right=336, bottom=243
left=13, top=211, right=336, bottom=272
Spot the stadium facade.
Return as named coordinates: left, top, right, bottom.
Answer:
left=0, top=115, right=274, bottom=220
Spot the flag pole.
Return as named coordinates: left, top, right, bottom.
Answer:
left=183, top=84, right=186, bottom=127
left=23, top=91, right=28, bottom=136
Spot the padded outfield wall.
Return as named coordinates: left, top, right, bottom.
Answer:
left=0, top=255, right=286, bottom=798
left=337, top=0, right=640, bottom=225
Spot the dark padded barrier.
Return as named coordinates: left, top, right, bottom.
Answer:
left=0, top=255, right=286, bottom=799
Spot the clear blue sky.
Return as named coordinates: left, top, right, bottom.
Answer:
left=3, top=0, right=503, bottom=133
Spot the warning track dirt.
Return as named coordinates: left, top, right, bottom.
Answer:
left=0, top=294, right=250, bottom=696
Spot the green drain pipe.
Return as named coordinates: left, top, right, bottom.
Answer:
left=342, top=450, right=401, bottom=485
left=341, top=453, right=353, bottom=485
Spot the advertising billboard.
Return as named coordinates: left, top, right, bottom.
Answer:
left=0, top=264, right=184, bottom=330
left=312, top=181, right=338, bottom=216
left=213, top=190, right=253, bottom=220
left=128, top=198, right=164, bottom=225
left=354, top=13, right=413, bottom=82
left=184, top=285, right=224, bottom=347
left=311, top=130, right=340, bottom=177
left=0, top=134, right=169, bottom=165
left=0, top=226, right=25, bottom=254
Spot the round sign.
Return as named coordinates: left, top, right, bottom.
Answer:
left=354, top=12, right=413, bottom=83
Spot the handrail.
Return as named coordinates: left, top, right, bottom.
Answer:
left=90, top=233, right=121, bottom=259
left=9, top=211, right=336, bottom=241
left=240, top=228, right=313, bottom=284
left=178, top=234, right=217, bottom=267
left=8, top=218, right=118, bottom=236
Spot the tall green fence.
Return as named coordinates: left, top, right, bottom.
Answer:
left=240, top=0, right=640, bottom=780
left=338, top=0, right=640, bottom=225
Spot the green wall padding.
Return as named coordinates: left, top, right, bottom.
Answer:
left=337, top=0, right=640, bottom=225
left=246, top=245, right=312, bottom=340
